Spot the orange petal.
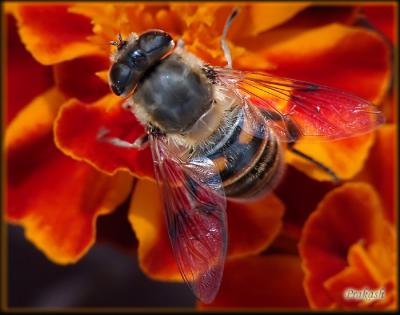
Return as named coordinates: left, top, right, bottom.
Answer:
left=14, top=4, right=101, bottom=65
left=230, top=3, right=310, bottom=39
left=355, top=124, right=396, bottom=223
left=4, top=2, right=18, bottom=15
left=6, top=88, right=133, bottom=263
left=6, top=14, right=53, bottom=124
left=129, top=179, right=285, bottom=281
left=199, top=255, right=309, bottom=309
left=227, top=194, right=284, bottom=259
left=285, top=132, right=375, bottom=182
left=54, top=94, right=154, bottom=179
left=128, top=179, right=180, bottom=281
left=6, top=87, right=66, bottom=147
left=95, top=70, right=109, bottom=83
left=70, top=3, right=182, bottom=50
left=299, top=182, right=396, bottom=309
left=54, top=55, right=110, bottom=103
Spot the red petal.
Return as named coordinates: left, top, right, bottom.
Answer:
left=54, top=55, right=110, bottom=103
left=54, top=95, right=154, bottom=178
left=355, top=124, right=396, bottom=223
left=199, top=255, right=309, bottom=309
left=14, top=4, right=102, bottom=65
left=299, top=182, right=396, bottom=309
left=6, top=88, right=133, bottom=263
left=361, top=4, right=396, bottom=44
left=6, top=14, right=53, bottom=124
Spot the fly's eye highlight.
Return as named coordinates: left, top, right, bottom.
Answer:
left=129, top=50, right=147, bottom=68
left=109, top=63, right=132, bottom=96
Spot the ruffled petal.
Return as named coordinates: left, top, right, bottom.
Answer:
left=299, top=182, right=396, bottom=309
left=6, top=14, right=53, bottom=124
left=54, top=55, right=110, bottom=103
left=54, top=94, right=154, bottom=179
left=199, top=255, right=309, bottom=309
left=6, top=88, right=133, bottom=263
left=129, top=180, right=285, bottom=281
left=13, top=4, right=102, bottom=65
left=355, top=124, right=396, bottom=223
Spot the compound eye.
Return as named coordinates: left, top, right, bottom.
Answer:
left=109, top=63, right=133, bottom=96
left=138, top=30, right=173, bottom=58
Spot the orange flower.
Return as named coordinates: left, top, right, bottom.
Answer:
left=299, top=183, right=396, bottom=309
left=5, top=2, right=395, bottom=309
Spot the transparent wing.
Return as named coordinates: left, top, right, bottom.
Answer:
left=214, top=67, right=385, bottom=142
left=149, top=133, right=227, bottom=304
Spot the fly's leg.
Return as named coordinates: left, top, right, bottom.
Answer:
left=288, top=146, right=340, bottom=183
left=260, top=110, right=340, bottom=183
left=221, top=7, right=240, bottom=68
left=97, top=127, right=148, bottom=150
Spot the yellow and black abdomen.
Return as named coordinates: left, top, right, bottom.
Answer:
left=204, top=107, right=284, bottom=200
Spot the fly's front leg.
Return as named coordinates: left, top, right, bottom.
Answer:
left=221, top=7, right=240, bottom=68
left=260, top=110, right=340, bottom=183
left=97, top=127, right=149, bottom=150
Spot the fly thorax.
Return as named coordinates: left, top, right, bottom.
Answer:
left=132, top=54, right=213, bottom=133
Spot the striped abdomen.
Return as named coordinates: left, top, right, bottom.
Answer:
left=202, top=107, right=284, bottom=200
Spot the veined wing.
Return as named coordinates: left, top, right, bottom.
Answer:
left=214, top=67, right=385, bottom=142
left=149, top=133, right=227, bottom=304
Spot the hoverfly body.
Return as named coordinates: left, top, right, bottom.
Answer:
left=99, top=8, right=385, bottom=303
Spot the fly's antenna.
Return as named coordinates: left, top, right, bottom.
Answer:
left=221, top=7, right=240, bottom=68
left=109, top=33, right=127, bottom=50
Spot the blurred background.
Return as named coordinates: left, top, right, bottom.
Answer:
left=7, top=223, right=196, bottom=308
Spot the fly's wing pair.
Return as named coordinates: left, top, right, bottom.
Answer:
left=149, top=133, right=227, bottom=304
left=146, top=67, right=385, bottom=304
left=214, top=67, right=385, bottom=142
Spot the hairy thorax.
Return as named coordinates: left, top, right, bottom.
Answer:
left=132, top=53, right=213, bottom=133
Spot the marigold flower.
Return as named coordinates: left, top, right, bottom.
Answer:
left=5, top=2, right=396, bottom=309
